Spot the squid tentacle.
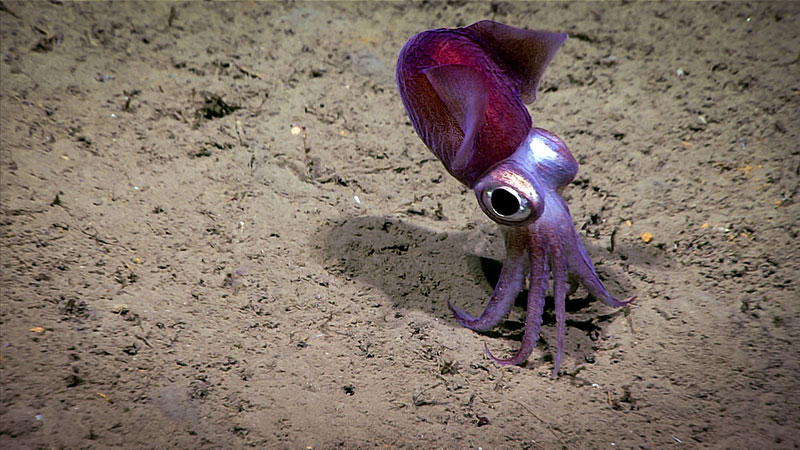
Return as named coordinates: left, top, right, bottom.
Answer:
left=549, top=241, right=568, bottom=378
left=484, top=236, right=548, bottom=366
left=567, top=226, right=636, bottom=308
left=448, top=228, right=527, bottom=332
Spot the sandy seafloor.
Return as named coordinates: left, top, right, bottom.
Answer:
left=1, top=1, right=798, bottom=448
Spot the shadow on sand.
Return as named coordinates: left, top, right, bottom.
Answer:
left=319, top=215, right=639, bottom=351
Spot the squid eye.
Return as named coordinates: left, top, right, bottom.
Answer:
left=482, top=186, right=532, bottom=222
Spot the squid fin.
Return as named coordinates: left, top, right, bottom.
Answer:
left=466, top=20, right=568, bottom=104
left=422, top=64, right=488, bottom=171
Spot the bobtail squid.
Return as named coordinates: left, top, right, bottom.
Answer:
left=396, top=20, right=635, bottom=376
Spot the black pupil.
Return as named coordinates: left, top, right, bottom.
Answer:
left=491, top=189, right=520, bottom=216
